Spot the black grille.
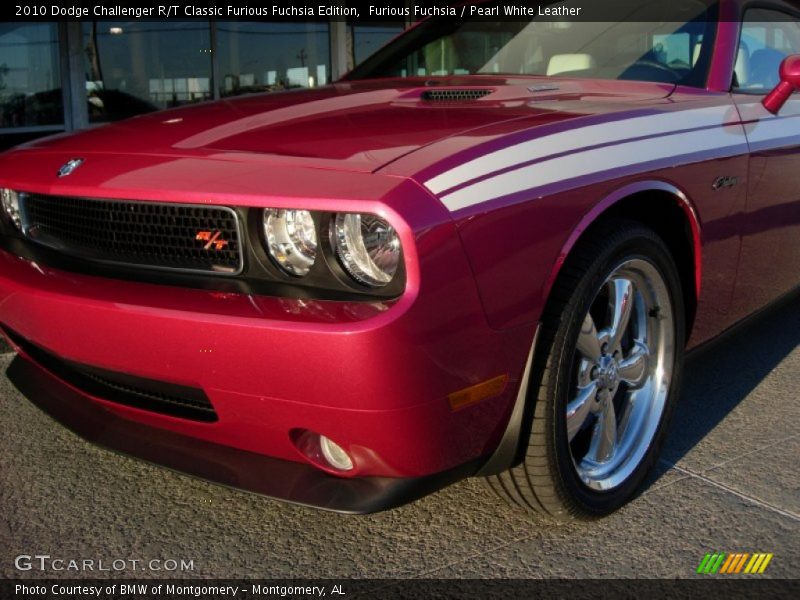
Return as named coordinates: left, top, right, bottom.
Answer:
left=421, top=89, right=493, bottom=102
left=3, top=326, right=218, bottom=422
left=21, top=194, right=242, bottom=275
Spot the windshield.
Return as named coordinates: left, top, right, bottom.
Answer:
left=346, top=1, right=717, bottom=87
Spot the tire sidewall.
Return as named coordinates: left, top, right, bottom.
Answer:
left=549, top=228, right=686, bottom=516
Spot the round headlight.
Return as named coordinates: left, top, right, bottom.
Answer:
left=332, top=213, right=400, bottom=287
left=263, top=209, right=318, bottom=277
left=1, top=189, right=21, bottom=230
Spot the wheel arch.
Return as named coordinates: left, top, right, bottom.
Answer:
left=478, top=180, right=702, bottom=476
left=544, top=180, right=702, bottom=338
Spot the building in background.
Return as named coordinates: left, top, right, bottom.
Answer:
left=0, top=18, right=406, bottom=150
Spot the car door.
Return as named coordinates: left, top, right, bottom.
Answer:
left=730, top=5, right=800, bottom=320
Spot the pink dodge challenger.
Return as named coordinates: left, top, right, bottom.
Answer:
left=2, top=0, right=800, bottom=517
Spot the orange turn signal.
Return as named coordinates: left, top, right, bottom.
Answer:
left=448, top=375, right=508, bottom=411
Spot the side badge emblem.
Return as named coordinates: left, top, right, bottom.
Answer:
left=57, top=158, right=84, bottom=177
left=712, top=176, right=738, bottom=191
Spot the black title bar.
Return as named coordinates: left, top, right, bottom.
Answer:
left=3, top=0, right=799, bottom=23
left=3, top=578, right=800, bottom=600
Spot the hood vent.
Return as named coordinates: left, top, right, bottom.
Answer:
left=421, top=89, right=493, bottom=102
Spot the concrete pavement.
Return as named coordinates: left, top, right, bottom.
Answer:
left=1, top=297, right=797, bottom=580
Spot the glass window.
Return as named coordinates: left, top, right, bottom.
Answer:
left=0, top=23, right=62, bottom=129
left=734, top=9, right=800, bottom=90
left=347, top=0, right=715, bottom=87
left=216, top=22, right=330, bottom=97
left=348, top=21, right=405, bottom=68
left=84, top=21, right=212, bottom=123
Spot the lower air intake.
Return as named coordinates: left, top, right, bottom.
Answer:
left=3, top=326, right=218, bottom=422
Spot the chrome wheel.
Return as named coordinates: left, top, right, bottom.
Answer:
left=566, top=258, right=675, bottom=492
left=486, top=220, right=685, bottom=517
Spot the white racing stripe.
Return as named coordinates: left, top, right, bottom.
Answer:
left=425, top=105, right=736, bottom=196
left=746, top=116, right=800, bottom=147
left=737, top=99, right=800, bottom=148
left=428, top=98, right=800, bottom=212
left=439, top=126, right=748, bottom=212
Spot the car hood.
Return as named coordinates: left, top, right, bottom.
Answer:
left=21, top=78, right=675, bottom=175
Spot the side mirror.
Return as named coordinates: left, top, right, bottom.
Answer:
left=763, top=54, right=800, bottom=114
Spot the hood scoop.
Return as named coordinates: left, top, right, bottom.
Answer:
left=421, top=89, right=494, bottom=102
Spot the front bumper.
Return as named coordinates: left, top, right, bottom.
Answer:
left=6, top=354, right=481, bottom=513
left=0, top=240, right=534, bottom=492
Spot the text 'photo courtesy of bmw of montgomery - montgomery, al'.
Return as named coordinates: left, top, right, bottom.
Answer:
left=1, top=0, right=800, bottom=518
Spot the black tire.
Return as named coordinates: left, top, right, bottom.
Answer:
left=486, top=219, right=686, bottom=519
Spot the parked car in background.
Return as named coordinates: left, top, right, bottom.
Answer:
left=1, top=0, right=799, bottom=518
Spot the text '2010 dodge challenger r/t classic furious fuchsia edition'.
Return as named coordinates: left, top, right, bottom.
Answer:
left=1, top=0, right=800, bottom=518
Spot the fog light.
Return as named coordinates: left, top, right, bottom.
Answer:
left=1, top=189, right=21, bottom=230
left=319, top=435, right=354, bottom=471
